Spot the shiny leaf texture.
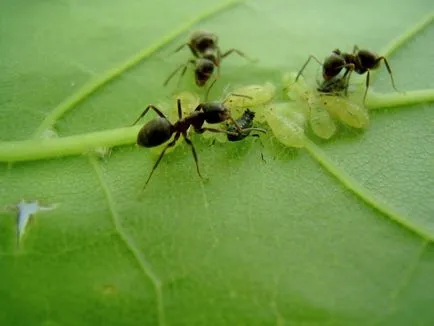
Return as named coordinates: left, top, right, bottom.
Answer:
left=1, top=1, right=434, bottom=325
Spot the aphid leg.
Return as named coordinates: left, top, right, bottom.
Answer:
left=377, top=56, right=399, bottom=92
left=163, top=60, right=195, bottom=86
left=144, top=133, right=181, bottom=188
left=131, top=105, right=168, bottom=126
left=221, top=92, right=253, bottom=106
left=240, top=127, right=267, bottom=134
left=352, top=45, right=360, bottom=54
left=221, top=48, right=255, bottom=62
left=251, top=134, right=266, bottom=163
left=182, top=132, right=206, bottom=180
left=295, top=55, right=323, bottom=81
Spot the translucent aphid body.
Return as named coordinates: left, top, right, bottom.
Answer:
left=265, top=102, right=306, bottom=148
left=283, top=72, right=336, bottom=139
left=319, top=94, right=369, bottom=129
left=308, top=97, right=337, bottom=139
left=283, top=72, right=368, bottom=138
left=224, top=82, right=276, bottom=122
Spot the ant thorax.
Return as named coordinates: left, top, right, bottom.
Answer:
left=202, top=49, right=219, bottom=65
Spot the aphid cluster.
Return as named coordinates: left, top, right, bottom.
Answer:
left=130, top=31, right=400, bottom=187
left=282, top=72, right=369, bottom=142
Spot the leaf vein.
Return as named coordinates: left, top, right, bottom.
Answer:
left=31, top=0, right=244, bottom=139
left=304, top=139, right=434, bottom=241
left=88, top=155, right=166, bottom=326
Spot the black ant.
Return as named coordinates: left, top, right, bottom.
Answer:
left=131, top=98, right=265, bottom=188
left=164, top=30, right=253, bottom=98
left=295, top=45, right=398, bottom=102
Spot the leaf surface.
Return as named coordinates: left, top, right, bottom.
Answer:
left=1, top=1, right=434, bottom=325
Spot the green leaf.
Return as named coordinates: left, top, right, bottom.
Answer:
left=1, top=1, right=433, bottom=325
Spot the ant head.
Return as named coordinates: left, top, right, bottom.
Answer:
left=323, top=53, right=346, bottom=80
left=191, top=30, right=218, bottom=53
left=201, top=102, right=231, bottom=124
left=356, top=49, right=379, bottom=69
left=137, top=118, right=173, bottom=148
left=195, top=59, right=215, bottom=86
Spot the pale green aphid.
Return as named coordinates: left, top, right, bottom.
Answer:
left=283, top=72, right=336, bottom=139
left=307, top=94, right=337, bottom=139
left=224, top=82, right=276, bottom=122
left=319, top=94, right=369, bottom=129
left=265, top=102, right=306, bottom=148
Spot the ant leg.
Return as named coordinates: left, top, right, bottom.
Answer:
left=250, top=134, right=266, bottom=163
left=362, top=70, right=370, bottom=103
left=172, top=43, right=187, bottom=54
left=204, top=78, right=218, bottom=102
left=131, top=105, right=168, bottom=126
left=227, top=116, right=244, bottom=133
left=182, top=133, right=206, bottom=180
left=220, top=48, right=255, bottom=62
left=341, top=63, right=355, bottom=96
left=295, top=55, right=323, bottom=82
left=177, top=98, right=183, bottom=119
left=352, top=45, right=360, bottom=54
left=163, top=60, right=195, bottom=86
left=171, top=43, right=199, bottom=57
left=377, top=56, right=399, bottom=92
left=144, top=133, right=181, bottom=188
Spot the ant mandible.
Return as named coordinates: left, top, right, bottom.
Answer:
left=164, top=30, right=253, bottom=99
left=131, top=98, right=265, bottom=188
left=295, top=45, right=398, bottom=102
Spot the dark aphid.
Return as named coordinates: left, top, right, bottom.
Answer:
left=131, top=99, right=264, bottom=188
left=295, top=46, right=398, bottom=102
left=227, top=109, right=265, bottom=141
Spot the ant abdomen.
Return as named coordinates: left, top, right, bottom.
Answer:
left=137, top=118, right=173, bottom=147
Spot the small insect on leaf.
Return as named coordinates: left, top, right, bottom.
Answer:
left=265, top=102, right=306, bottom=148
left=224, top=82, right=276, bottom=121
left=282, top=72, right=311, bottom=106
left=320, top=94, right=369, bottom=129
left=283, top=72, right=336, bottom=139
left=307, top=94, right=337, bottom=140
